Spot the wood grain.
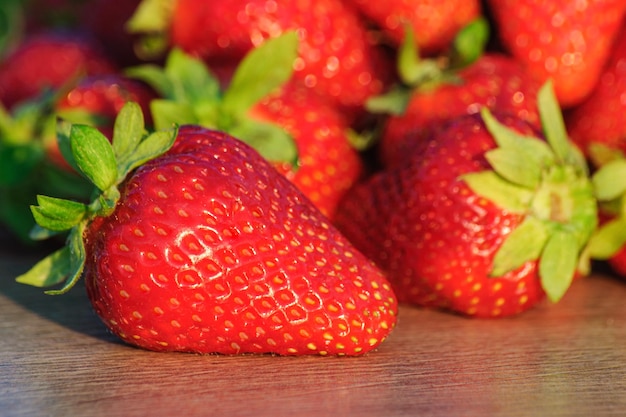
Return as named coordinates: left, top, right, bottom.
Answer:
left=1, top=250, right=626, bottom=417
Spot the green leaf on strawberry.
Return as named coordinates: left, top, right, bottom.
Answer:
left=126, top=32, right=299, bottom=167
left=16, top=101, right=178, bottom=293
left=366, top=17, right=490, bottom=116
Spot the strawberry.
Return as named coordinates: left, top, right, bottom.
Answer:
left=55, top=74, right=157, bottom=139
left=369, top=20, right=543, bottom=168
left=0, top=30, right=117, bottom=110
left=376, top=53, right=544, bottom=168
left=565, top=24, right=626, bottom=167
left=16, top=103, right=398, bottom=355
left=128, top=0, right=393, bottom=118
left=486, top=0, right=626, bottom=108
left=127, top=34, right=364, bottom=219
left=346, top=0, right=482, bottom=56
left=335, top=82, right=597, bottom=317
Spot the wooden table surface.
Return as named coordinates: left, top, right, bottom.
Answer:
left=2, top=247, right=626, bottom=417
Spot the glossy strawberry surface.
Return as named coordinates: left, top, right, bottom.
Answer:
left=0, top=31, right=117, bottom=109
left=83, top=126, right=397, bottom=355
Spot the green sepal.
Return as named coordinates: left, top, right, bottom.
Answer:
left=229, top=119, right=298, bottom=166
left=538, top=80, right=587, bottom=172
left=491, top=216, right=549, bottom=277
left=481, top=107, right=555, bottom=187
left=117, top=128, right=179, bottom=178
left=449, top=17, right=490, bottom=69
left=539, top=229, right=578, bottom=303
left=485, top=147, right=542, bottom=189
left=45, top=224, right=87, bottom=295
left=591, top=158, right=626, bottom=201
left=365, top=86, right=412, bottom=116
left=587, top=217, right=626, bottom=260
left=150, top=99, right=198, bottom=131
left=15, top=246, right=72, bottom=288
left=69, top=124, right=118, bottom=192
left=221, top=31, right=299, bottom=117
left=460, top=171, right=534, bottom=213
left=127, top=34, right=300, bottom=167
left=397, top=26, right=443, bottom=88
left=112, top=101, right=146, bottom=163
left=30, top=195, right=87, bottom=232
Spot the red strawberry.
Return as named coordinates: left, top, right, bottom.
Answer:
left=376, top=53, right=543, bottom=167
left=565, top=25, right=626, bottom=166
left=128, top=0, right=393, bottom=118
left=0, top=30, right=117, bottom=109
left=128, top=34, right=364, bottom=219
left=346, top=0, right=482, bottom=56
left=16, top=103, right=398, bottom=355
left=486, top=0, right=626, bottom=108
left=335, top=82, right=597, bottom=317
left=56, top=74, right=156, bottom=138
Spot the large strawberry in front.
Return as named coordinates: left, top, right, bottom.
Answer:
left=335, top=82, right=597, bottom=317
left=17, top=103, right=397, bottom=355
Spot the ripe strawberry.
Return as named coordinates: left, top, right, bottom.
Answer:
left=565, top=25, right=626, bottom=167
left=376, top=53, right=543, bottom=167
left=0, top=30, right=117, bottom=109
left=128, top=0, right=393, bottom=118
left=16, top=103, right=398, bottom=355
left=486, top=0, right=626, bottom=108
left=369, top=20, right=543, bottom=168
left=346, top=0, right=482, bottom=56
left=127, top=34, right=364, bottom=219
left=335, top=82, right=597, bottom=317
left=55, top=74, right=157, bottom=138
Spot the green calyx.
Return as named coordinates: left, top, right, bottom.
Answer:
left=125, top=32, right=299, bottom=167
left=586, top=155, right=626, bottom=260
left=461, top=81, right=598, bottom=303
left=16, top=102, right=178, bottom=294
left=365, top=17, right=490, bottom=116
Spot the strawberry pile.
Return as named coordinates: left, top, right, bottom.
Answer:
left=3, top=0, right=626, bottom=355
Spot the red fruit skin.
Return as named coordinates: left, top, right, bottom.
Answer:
left=335, top=114, right=548, bottom=318
left=251, top=85, right=365, bottom=219
left=565, top=25, right=626, bottom=159
left=380, top=54, right=542, bottom=167
left=0, top=31, right=117, bottom=109
left=487, top=0, right=626, bottom=108
left=84, top=126, right=397, bottom=355
left=56, top=74, right=157, bottom=136
left=46, top=74, right=157, bottom=172
left=346, top=0, right=481, bottom=56
left=170, top=0, right=393, bottom=118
